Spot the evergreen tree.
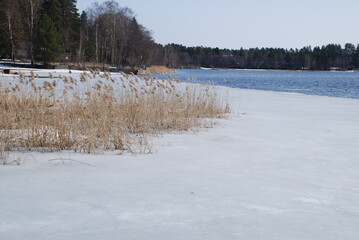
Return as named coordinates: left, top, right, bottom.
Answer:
left=84, top=40, right=96, bottom=61
left=35, top=13, right=62, bottom=64
left=353, top=45, right=359, bottom=69
left=42, top=0, right=62, bottom=30
left=41, top=0, right=80, bottom=59
left=0, top=3, right=11, bottom=58
left=60, top=0, right=80, bottom=55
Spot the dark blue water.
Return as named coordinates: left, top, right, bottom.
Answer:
left=157, top=69, right=359, bottom=99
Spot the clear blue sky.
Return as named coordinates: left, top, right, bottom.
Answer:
left=77, top=0, right=359, bottom=49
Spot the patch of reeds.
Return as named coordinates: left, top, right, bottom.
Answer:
left=0, top=70, right=230, bottom=156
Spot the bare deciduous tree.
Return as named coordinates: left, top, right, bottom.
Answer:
left=86, top=1, right=154, bottom=67
left=2, top=0, right=21, bottom=61
left=24, top=0, right=41, bottom=64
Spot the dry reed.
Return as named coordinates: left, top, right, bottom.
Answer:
left=0, top=71, right=230, bottom=155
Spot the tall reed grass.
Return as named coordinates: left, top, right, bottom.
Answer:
left=0, top=70, right=229, bottom=157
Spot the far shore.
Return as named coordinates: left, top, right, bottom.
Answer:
left=198, top=67, right=359, bottom=73
left=1, top=60, right=358, bottom=74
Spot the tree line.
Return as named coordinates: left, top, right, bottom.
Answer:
left=0, top=0, right=163, bottom=68
left=163, top=43, right=359, bottom=70
left=1, top=0, right=358, bottom=71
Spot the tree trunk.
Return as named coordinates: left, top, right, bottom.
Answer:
left=78, top=32, right=83, bottom=62
left=95, top=23, right=99, bottom=62
left=6, top=12, right=15, bottom=62
left=29, top=0, right=35, bottom=65
left=111, top=18, right=116, bottom=64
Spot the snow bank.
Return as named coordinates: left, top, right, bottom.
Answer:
left=1, top=87, right=359, bottom=240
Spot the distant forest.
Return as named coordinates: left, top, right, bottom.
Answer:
left=1, top=0, right=359, bottom=70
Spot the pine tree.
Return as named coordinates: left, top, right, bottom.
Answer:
left=41, top=0, right=80, bottom=59
left=0, top=3, right=11, bottom=58
left=35, top=13, right=62, bottom=64
left=84, top=40, right=96, bottom=61
left=60, top=0, right=80, bottom=55
left=42, top=0, right=62, bottom=30
left=127, top=17, right=141, bottom=66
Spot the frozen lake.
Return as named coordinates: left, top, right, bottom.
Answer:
left=1, top=69, right=359, bottom=239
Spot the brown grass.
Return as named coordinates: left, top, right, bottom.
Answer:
left=137, top=65, right=175, bottom=75
left=0, top=70, right=230, bottom=156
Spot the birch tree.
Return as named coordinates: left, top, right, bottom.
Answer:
left=1, top=0, right=21, bottom=61
left=23, top=0, right=41, bottom=64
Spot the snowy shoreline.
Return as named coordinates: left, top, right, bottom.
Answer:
left=1, top=87, right=359, bottom=239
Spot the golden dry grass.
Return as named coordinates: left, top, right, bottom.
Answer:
left=0, top=70, right=229, bottom=157
left=137, top=65, right=175, bottom=75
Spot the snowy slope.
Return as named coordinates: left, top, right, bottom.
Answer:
left=1, top=88, right=359, bottom=240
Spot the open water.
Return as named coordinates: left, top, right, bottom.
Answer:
left=159, top=69, right=359, bottom=99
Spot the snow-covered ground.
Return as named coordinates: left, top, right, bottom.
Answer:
left=1, top=86, right=359, bottom=239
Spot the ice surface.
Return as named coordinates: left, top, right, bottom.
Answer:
left=1, top=82, right=359, bottom=239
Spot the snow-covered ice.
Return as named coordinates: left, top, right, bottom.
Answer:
left=1, top=86, right=359, bottom=240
